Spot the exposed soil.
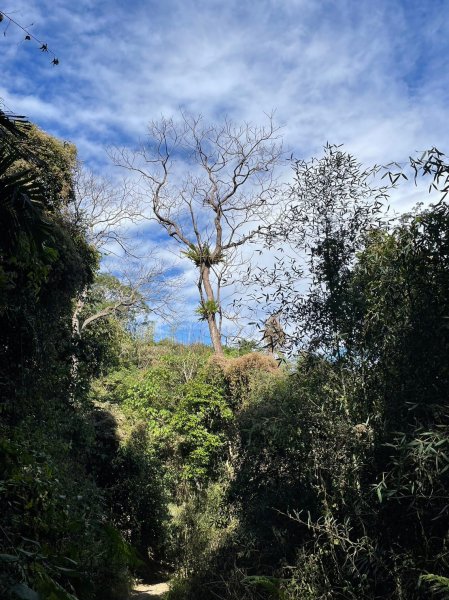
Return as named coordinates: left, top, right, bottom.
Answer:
left=131, top=582, right=170, bottom=599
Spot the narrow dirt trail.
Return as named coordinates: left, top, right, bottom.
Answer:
left=131, top=582, right=169, bottom=599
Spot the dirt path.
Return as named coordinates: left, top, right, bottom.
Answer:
left=131, top=582, right=169, bottom=599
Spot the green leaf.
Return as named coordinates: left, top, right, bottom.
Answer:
left=243, top=575, right=285, bottom=599
left=9, top=583, right=40, bottom=600
left=36, top=576, right=79, bottom=600
left=0, top=553, right=19, bottom=562
left=376, top=485, right=383, bottom=503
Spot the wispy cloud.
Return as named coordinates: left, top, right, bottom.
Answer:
left=2, top=0, right=448, bottom=339
left=3, top=0, right=448, bottom=164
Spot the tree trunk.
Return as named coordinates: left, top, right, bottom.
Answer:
left=201, top=265, right=224, bottom=355
left=69, top=291, right=86, bottom=401
left=207, top=313, right=224, bottom=355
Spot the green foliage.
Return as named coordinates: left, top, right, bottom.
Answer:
left=235, top=338, right=260, bottom=355
left=347, top=204, right=449, bottom=427
left=111, top=349, right=232, bottom=487
left=420, top=574, right=449, bottom=599
left=123, top=368, right=171, bottom=415
left=5, top=118, right=449, bottom=600
left=182, top=244, right=224, bottom=267
left=11, top=124, right=77, bottom=206
left=167, top=379, right=232, bottom=483
left=243, top=576, right=286, bottom=599
left=0, top=435, right=133, bottom=600
left=0, top=132, right=58, bottom=309
left=166, top=478, right=237, bottom=580
left=171, top=161, right=449, bottom=598
left=90, top=418, right=169, bottom=574
left=0, top=118, right=153, bottom=600
left=76, top=315, right=125, bottom=381
left=195, top=299, right=220, bottom=320
left=210, top=352, right=281, bottom=407
left=87, top=273, right=149, bottom=329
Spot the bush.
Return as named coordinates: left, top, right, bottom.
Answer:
left=0, top=433, right=133, bottom=600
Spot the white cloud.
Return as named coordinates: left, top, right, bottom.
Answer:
left=2, top=0, right=449, bottom=343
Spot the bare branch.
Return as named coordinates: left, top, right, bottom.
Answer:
left=111, top=111, right=285, bottom=353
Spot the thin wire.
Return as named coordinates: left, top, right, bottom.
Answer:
left=0, top=9, right=59, bottom=64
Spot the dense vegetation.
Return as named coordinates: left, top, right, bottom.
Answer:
left=1, top=110, right=449, bottom=600
left=0, top=112, right=163, bottom=600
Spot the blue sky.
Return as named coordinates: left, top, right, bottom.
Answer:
left=2, top=0, right=448, bottom=166
left=1, top=0, right=449, bottom=342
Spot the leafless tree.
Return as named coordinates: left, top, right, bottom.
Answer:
left=110, top=112, right=284, bottom=354
left=69, top=165, right=180, bottom=341
left=70, top=166, right=142, bottom=254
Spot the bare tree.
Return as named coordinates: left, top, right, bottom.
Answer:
left=67, top=166, right=181, bottom=398
left=71, top=166, right=142, bottom=254
left=111, top=112, right=283, bottom=354
left=69, top=165, right=180, bottom=341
